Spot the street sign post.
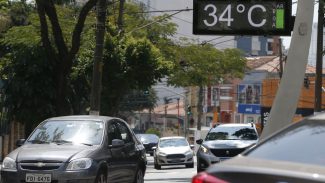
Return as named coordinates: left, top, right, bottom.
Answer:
left=193, top=0, right=292, bottom=35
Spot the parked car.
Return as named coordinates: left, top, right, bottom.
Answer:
left=196, top=123, right=259, bottom=172
left=153, top=136, right=194, bottom=169
left=136, top=134, right=159, bottom=156
left=1, top=115, right=147, bottom=183
left=192, top=113, right=325, bottom=183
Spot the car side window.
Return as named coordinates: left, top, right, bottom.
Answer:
left=115, top=121, right=133, bottom=144
left=107, top=122, right=121, bottom=145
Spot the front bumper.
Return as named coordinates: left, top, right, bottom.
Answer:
left=196, top=151, right=228, bottom=171
left=156, top=153, right=194, bottom=166
left=1, top=169, right=96, bottom=183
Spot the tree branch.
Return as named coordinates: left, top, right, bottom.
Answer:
left=42, top=0, right=68, bottom=60
left=70, top=0, right=98, bottom=57
left=35, top=0, right=56, bottom=63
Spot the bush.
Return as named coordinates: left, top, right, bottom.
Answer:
left=145, top=128, right=161, bottom=137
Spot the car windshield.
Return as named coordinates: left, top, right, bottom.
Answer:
left=137, top=134, right=159, bottom=143
left=246, top=120, right=325, bottom=167
left=27, top=120, right=104, bottom=145
left=205, top=126, right=258, bottom=141
left=159, top=138, right=188, bottom=148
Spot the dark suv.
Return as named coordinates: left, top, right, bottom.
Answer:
left=1, top=115, right=147, bottom=183
left=136, top=134, right=159, bottom=156
left=196, top=123, right=258, bottom=172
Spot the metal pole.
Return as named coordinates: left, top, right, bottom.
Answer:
left=315, top=0, right=324, bottom=112
left=279, top=38, right=283, bottom=79
left=177, top=98, right=180, bottom=136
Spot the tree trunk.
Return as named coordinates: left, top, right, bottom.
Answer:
left=36, top=0, right=98, bottom=116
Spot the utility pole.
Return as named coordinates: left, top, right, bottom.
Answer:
left=279, top=38, right=283, bottom=79
left=90, top=0, right=108, bottom=115
left=117, top=0, right=125, bottom=35
left=177, top=98, right=180, bottom=136
left=315, top=0, right=324, bottom=113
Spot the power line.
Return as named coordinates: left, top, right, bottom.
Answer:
left=124, top=8, right=193, bottom=14
left=126, top=9, right=189, bottom=35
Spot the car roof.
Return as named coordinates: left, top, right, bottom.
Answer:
left=160, top=136, right=186, bottom=140
left=214, top=123, right=255, bottom=128
left=45, top=115, right=116, bottom=122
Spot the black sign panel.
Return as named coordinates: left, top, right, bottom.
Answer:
left=193, top=0, right=292, bottom=35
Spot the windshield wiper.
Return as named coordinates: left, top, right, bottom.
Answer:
left=51, top=140, right=73, bottom=145
left=28, top=139, right=50, bottom=144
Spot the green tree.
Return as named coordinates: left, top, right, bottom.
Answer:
left=34, top=0, right=97, bottom=115
left=168, top=43, right=247, bottom=130
left=0, top=1, right=176, bottom=129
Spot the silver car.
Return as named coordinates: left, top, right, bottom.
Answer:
left=196, top=123, right=259, bottom=172
left=153, top=136, right=194, bottom=169
left=192, top=113, right=325, bottom=183
left=1, top=115, right=147, bottom=183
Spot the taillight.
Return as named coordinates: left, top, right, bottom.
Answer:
left=192, top=172, right=229, bottom=183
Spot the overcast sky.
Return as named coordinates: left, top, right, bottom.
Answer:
left=282, top=1, right=319, bottom=49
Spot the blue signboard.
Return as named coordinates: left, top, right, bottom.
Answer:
left=238, top=84, right=261, bottom=114
left=238, top=104, right=261, bottom=114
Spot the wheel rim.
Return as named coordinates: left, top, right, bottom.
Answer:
left=136, top=169, right=144, bottom=183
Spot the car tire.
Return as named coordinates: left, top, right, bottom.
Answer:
left=154, top=159, right=161, bottom=170
left=133, top=167, right=144, bottom=183
left=186, top=163, right=194, bottom=168
left=94, top=169, right=107, bottom=183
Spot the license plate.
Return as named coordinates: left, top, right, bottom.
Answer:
left=26, top=173, right=51, bottom=183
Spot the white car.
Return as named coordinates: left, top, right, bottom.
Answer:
left=153, top=136, right=194, bottom=169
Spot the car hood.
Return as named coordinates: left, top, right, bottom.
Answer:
left=159, top=146, right=191, bottom=154
left=203, top=140, right=257, bottom=149
left=12, top=144, right=95, bottom=163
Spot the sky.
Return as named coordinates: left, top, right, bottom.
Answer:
left=281, top=1, right=319, bottom=49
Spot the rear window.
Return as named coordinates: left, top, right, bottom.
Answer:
left=206, top=126, right=258, bottom=141
left=247, top=120, right=325, bottom=166
left=137, top=134, right=159, bottom=143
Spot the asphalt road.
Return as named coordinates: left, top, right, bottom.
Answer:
left=144, top=155, right=197, bottom=183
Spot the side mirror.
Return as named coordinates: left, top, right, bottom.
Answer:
left=109, top=139, right=125, bottom=148
left=196, top=139, right=203, bottom=145
left=152, top=146, right=157, bottom=151
left=190, top=145, right=195, bottom=150
left=16, top=139, right=26, bottom=147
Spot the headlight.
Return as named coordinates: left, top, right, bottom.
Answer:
left=199, top=146, right=210, bottom=154
left=66, top=158, right=92, bottom=170
left=2, top=157, right=17, bottom=170
left=185, top=150, right=193, bottom=155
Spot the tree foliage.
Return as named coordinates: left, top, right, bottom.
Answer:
left=0, top=0, right=176, bottom=128
left=168, top=43, right=246, bottom=87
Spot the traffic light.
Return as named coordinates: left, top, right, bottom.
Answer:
left=304, top=77, right=310, bottom=88
left=187, top=105, right=192, bottom=115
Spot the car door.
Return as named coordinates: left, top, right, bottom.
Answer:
left=106, top=121, right=128, bottom=182
left=114, top=120, right=139, bottom=182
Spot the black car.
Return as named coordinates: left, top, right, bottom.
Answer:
left=192, top=113, right=325, bottom=183
left=196, top=123, right=259, bottom=172
left=1, top=115, right=147, bottom=183
left=136, top=134, right=159, bottom=156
